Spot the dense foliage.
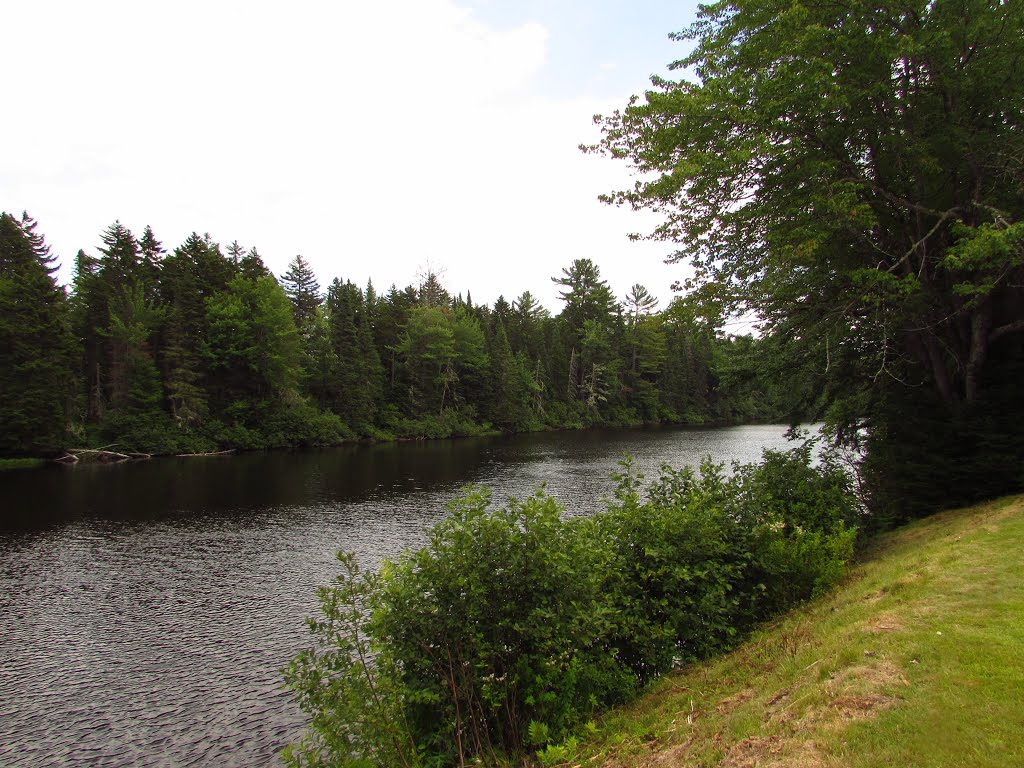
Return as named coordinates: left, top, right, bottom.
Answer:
left=0, top=213, right=75, bottom=455
left=0, top=216, right=799, bottom=457
left=589, top=0, right=1024, bottom=523
left=284, top=443, right=858, bottom=767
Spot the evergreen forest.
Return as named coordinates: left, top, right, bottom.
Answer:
left=0, top=212, right=792, bottom=461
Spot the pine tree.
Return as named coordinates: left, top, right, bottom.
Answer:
left=106, top=283, right=164, bottom=412
left=98, top=221, right=140, bottom=284
left=486, top=318, right=535, bottom=430
left=301, top=305, right=338, bottom=412
left=0, top=212, right=74, bottom=454
left=281, top=255, right=321, bottom=331
left=158, top=232, right=236, bottom=428
left=509, top=291, right=549, bottom=360
left=417, top=266, right=450, bottom=308
left=240, top=247, right=272, bottom=281
left=138, top=225, right=164, bottom=302
left=375, top=285, right=416, bottom=398
left=69, top=248, right=105, bottom=421
left=325, top=279, right=384, bottom=429
left=226, top=240, right=245, bottom=264
left=552, top=260, right=620, bottom=416
left=551, top=259, right=616, bottom=336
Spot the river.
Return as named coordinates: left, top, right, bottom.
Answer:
left=0, top=424, right=800, bottom=767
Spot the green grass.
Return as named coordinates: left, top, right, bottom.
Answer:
left=0, top=457, right=46, bottom=470
left=549, top=495, right=1024, bottom=767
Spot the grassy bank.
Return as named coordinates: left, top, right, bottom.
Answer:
left=555, top=495, right=1024, bottom=767
left=0, top=457, right=46, bottom=471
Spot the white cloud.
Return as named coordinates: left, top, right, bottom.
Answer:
left=1, top=0, right=682, bottom=311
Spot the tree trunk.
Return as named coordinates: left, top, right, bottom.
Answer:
left=965, top=300, right=992, bottom=403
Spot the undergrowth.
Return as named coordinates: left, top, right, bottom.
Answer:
left=283, top=441, right=860, bottom=767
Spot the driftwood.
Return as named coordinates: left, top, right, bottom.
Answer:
left=66, top=448, right=132, bottom=462
left=52, top=446, right=230, bottom=463
left=57, top=445, right=151, bottom=464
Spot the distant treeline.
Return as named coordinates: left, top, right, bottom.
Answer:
left=0, top=212, right=801, bottom=457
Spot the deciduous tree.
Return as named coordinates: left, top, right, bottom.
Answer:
left=591, top=0, right=1024, bottom=515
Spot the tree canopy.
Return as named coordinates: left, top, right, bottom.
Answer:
left=590, top=0, right=1024, bottom=520
left=0, top=213, right=74, bottom=454
left=1, top=213, right=802, bottom=458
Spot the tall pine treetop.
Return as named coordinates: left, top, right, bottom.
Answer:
left=281, top=254, right=321, bottom=330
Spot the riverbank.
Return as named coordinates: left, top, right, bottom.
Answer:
left=0, top=425, right=804, bottom=766
left=551, top=494, right=1024, bottom=767
left=0, top=458, right=45, bottom=471
left=8, top=414, right=780, bottom=466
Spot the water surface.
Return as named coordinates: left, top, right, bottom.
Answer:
left=0, top=425, right=798, bottom=767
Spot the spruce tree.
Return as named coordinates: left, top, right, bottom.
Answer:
left=281, top=255, right=321, bottom=331
left=326, top=280, right=383, bottom=429
left=0, top=213, right=74, bottom=454
left=509, top=291, right=549, bottom=361
left=240, top=247, right=272, bottom=281
left=158, top=232, right=236, bottom=428
left=138, top=225, right=164, bottom=302
left=226, top=240, right=245, bottom=264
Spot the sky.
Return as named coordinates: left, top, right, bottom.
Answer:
left=2, top=0, right=703, bottom=312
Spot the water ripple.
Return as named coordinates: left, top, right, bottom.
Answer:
left=0, top=425, right=798, bottom=766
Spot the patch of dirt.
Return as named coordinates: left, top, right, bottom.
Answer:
left=826, top=659, right=908, bottom=694
left=896, top=570, right=927, bottom=586
left=765, top=688, right=790, bottom=707
left=829, top=693, right=895, bottom=719
left=601, top=645, right=919, bottom=767
left=716, top=734, right=829, bottom=768
left=718, top=735, right=783, bottom=767
left=716, top=688, right=755, bottom=713
left=863, top=612, right=905, bottom=634
left=781, top=739, right=829, bottom=768
left=789, top=659, right=906, bottom=735
left=634, top=740, right=693, bottom=767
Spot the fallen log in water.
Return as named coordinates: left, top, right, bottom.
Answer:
left=57, top=446, right=152, bottom=463
left=66, top=448, right=132, bottom=462
left=174, top=449, right=236, bottom=457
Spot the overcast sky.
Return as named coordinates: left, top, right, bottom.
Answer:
left=2, top=0, right=702, bottom=312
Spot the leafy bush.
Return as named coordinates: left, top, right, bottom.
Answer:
left=373, top=489, right=629, bottom=762
left=285, top=442, right=861, bottom=767
left=284, top=552, right=417, bottom=768
left=598, top=458, right=755, bottom=681
left=733, top=440, right=861, bottom=615
left=98, top=410, right=216, bottom=455
left=204, top=399, right=352, bottom=450
left=257, top=400, right=352, bottom=448
left=384, top=406, right=493, bottom=440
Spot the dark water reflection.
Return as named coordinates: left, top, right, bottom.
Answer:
left=0, top=424, right=798, bottom=767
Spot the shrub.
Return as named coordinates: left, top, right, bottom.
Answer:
left=383, top=406, right=493, bottom=440
left=598, top=458, right=752, bottom=680
left=99, top=410, right=216, bottom=455
left=258, top=400, right=351, bottom=448
left=372, top=489, right=629, bottom=762
left=285, top=442, right=861, bottom=767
